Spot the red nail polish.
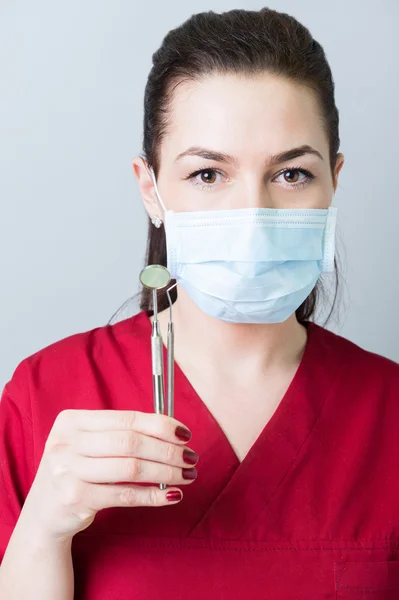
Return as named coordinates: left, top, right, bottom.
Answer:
left=182, top=467, right=197, bottom=480
left=166, top=490, right=182, bottom=502
left=183, top=448, right=199, bottom=465
left=175, top=426, right=192, bottom=442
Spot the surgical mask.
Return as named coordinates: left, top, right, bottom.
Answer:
left=149, top=167, right=337, bottom=324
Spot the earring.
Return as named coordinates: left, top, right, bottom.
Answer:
left=151, top=216, right=163, bottom=228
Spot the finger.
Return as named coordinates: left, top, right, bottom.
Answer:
left=57, top=409, right=192, bottom=443
left=76, top=455, right=197, bottom=485
left=89, top=482, right=183, bottom=510
left=76, top=430, right=199, bottom=467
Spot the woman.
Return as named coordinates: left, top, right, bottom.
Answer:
left=1, top=7, right=399, bottom=600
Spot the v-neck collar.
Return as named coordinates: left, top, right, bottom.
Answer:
left=131, top=311, right=344, bottom=540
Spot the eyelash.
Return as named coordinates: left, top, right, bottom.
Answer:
left=185, top=165, right=315, bottom=191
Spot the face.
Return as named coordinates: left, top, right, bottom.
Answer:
left=134, top=73, right=344, bottom=216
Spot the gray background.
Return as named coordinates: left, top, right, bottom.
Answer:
left=1, top=0, right=398, bottom=391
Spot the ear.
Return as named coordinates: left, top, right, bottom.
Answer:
left=333, top=153, right=345, bottom=193
left=132, top=157, right=164, bottom=221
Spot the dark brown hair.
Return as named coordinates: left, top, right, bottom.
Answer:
left=134, top=8, right=341, bottom=323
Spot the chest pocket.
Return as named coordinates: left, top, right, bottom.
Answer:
left=334, top=561, right=399, bottom=599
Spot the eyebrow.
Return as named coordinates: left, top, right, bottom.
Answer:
left=174, top=144, right=324, bottom=166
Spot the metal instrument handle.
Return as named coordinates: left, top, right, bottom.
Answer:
left=167, top=322, right=174, bottom=418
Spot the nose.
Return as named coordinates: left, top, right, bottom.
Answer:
left=237, top=179, right=275, bottom=209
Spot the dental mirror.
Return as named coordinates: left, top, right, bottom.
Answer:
left=139, top=264, right=171, bottom=290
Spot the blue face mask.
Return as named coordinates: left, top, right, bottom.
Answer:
left=149, top=167, right=337, bottom=324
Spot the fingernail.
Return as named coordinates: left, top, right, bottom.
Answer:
left=183, top=448, right=199, bottom=465
left=166, top=490, right=182, bottom=502
left=182, top=467, right=197, bottom=480
left=175, top=426, right=192, bottom=442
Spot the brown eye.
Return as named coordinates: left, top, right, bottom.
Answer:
left=273, top=167, right=313, bottom=188
left=200, top=170, right=217, bottom=184
left=283, top=169, right=300, bottom=183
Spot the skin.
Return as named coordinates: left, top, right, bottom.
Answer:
left=133, top=73, right=344, bottom=401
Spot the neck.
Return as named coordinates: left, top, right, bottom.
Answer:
left=153, top=286, right=308, bottom=379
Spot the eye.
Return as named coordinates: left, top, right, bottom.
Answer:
left=186, top=168, right=224, bottom=190
left=197, top=170, right=217, bottom=184
left=283, top=170, right=303, bottom=183
left=273, top=167, right=314, bottom=189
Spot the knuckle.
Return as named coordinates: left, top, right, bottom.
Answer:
left=46, top=448, right=70, bottom=478
left=51, top=460, right=69, bottom=479
left=152, top=413, right=169, bottom=434
left=54, top=409, right=74, bottom=427
left=146, top=487, right=160, bottom=507
left=165, top=464, right=176, bottom=482
left=51, top=410, right=78, bottom=441
left=46, top=428, right=72, bottom=451
left=120, top=410, right=138, bottom=431
left=128, top=457, right=141, bottom=480
left=44, top=434, right=64, bottom=453
left=61, top=479, right=84, bottom=508
left=165, top=442, right=177, bottom=464
left=120, top=431, right=140, bottom=456
left=119, top=486, right=138, bottom=507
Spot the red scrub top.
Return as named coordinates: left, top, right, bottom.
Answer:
left=1, top=311, right=399, bottom=599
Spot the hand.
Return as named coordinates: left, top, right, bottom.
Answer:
left=20, top=409, right=198, bottom=541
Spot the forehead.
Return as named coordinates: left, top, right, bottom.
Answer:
left=162, top=73, right=329, bottom=160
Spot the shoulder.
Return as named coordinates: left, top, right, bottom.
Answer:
left=4, top=311, right=150, bottom=403
left=309, top=322, right=399, bottom=390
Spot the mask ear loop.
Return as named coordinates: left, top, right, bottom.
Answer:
left=148, top=165, right=179, bottom=278
left=320, top=206, right=338, bottom=273
left=149, top=166, right=168, bottom=213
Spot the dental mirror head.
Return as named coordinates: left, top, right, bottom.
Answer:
left=139, top=265, right=171, bottom=290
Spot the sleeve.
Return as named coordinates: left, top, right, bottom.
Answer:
left=0, top=362, right=34, bottom=564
